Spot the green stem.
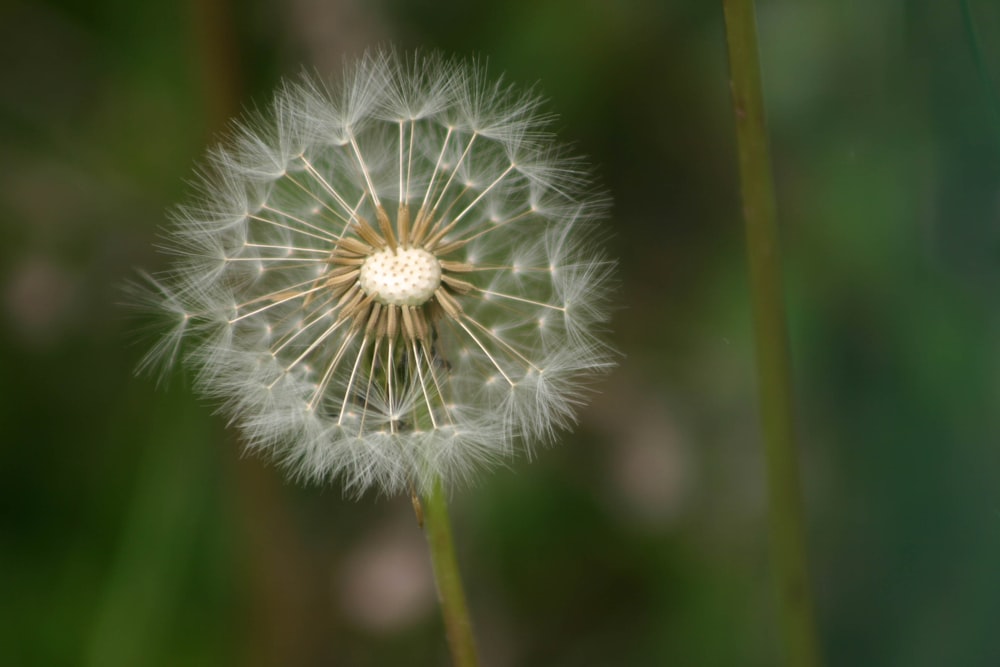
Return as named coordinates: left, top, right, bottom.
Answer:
left=721, top=2, right=823, bottom=666
left=422, top=479, right=479, bottom=667
left=960, top=0, right=1000, bottom=139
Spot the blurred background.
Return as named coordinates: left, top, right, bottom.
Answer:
left=3, top=0, right=1000, bottom=665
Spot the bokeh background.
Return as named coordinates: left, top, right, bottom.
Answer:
left=3, top=0, right=1000, bottom=665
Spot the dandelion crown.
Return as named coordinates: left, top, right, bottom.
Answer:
left=141, top=50, right=615, bottom=495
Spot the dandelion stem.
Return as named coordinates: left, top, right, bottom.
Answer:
left=722, top=2, right=823, bottom=666
left=960, top=0, right=1000, bottom=140
left=422, top=478, right=479, bottom=667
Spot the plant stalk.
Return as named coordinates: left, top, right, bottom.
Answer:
left=722, top=1, right=822, bottom=666
left=422, top=479, right=479, bottom=667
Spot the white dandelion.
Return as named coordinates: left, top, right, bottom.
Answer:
left=139, top=50, right=616, bottom=495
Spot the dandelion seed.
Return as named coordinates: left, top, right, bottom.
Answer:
left=137, top=49, right=616, bottom=495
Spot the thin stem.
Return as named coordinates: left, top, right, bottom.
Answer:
left=421, top=478, right=479, bottom=667
left=722, top=2, right=823, bottom=666
left=960, top=0, right=1000, bottom=140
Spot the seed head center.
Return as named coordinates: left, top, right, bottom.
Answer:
left=358, top=246, right=442, bottom=307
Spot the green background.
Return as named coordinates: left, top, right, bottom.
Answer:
left=2, top=0, right=999, bottom=665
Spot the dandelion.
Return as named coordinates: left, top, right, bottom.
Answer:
left=139, top=50, right=615, bottom=496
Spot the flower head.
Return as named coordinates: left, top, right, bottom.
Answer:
left=141, top=50, right=615, bottom=495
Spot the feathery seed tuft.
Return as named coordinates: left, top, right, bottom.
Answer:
left=137, top=50, right=616, bottom=495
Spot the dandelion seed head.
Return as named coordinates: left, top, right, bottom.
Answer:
left=359, top=247, right=442, bottom=307
left=135, top=49, right=616, bottom=496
